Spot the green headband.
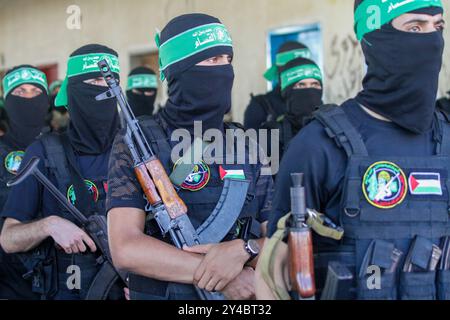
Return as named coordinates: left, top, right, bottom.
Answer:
left=55, top=53, right=120, bottom=108
left=2, top=67, right=48, bottom=98
left=264, top=48, right=312, bottom=82
left=355, top=0, right=443, bottom=40
left=156, top=23, right=233, bottom=81
left=127, top=74, right=158, bottom=90
left=280, top=64, right=322, bottom=91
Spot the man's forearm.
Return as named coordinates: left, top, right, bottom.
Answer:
left=114, top=233, right=204, bottom=284
left=108, top=206, right=203, bottom=284
left=0, top=217, right=52, bottom=253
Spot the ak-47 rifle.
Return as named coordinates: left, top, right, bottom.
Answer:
left=95, top=60, right=224, bottom=300
left=8, top=157, right=127, bottom=300
left=288, top=173, right=316, bottom=299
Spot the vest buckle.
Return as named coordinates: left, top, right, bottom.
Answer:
left=344, top=208, right=360, bottom=218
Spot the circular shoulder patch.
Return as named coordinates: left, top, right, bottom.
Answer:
left=362, top=161, right=407, bottom=209
left=175, top=160, right=211, bottom=192
left=5, top=151, right=25, bottom=175
left=67, top=180, right=100, bottom=205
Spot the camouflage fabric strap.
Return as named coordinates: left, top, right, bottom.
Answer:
left=306, top=209, right=344, bottom=241
left=258, top=213, right=292, bottom=300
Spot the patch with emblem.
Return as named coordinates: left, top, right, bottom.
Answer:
left=5, top=151, right=25, bottom=175
left=362, top=161, right=407, bottom=209
left=175, top=160, right=210, bottom=192
left=409, top=173, right=443, bottom=196
left=67, top=180, right=99, bottom=205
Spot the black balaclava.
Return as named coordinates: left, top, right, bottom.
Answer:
left=355, top=3, right=444, bottom=134
left=159, top=14, right=234, bottom=135
left=65, top=44, right=120, bottom=155
left=126, top=67, right=158, bottom=117
left=281, top=58, right=323, bottom=133
left=3, top=65, right=49, bottom=149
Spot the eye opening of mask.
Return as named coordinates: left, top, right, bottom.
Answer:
left=131, top=88, right=157, bottom=96
left=83, top=77, right=109, bottom=87
left=292, top=79, right=323, bottom=90
left=196, top=54, right=233, bottom=66
left=389, top=11, right=445, bottom=34
left=10, top=84, right=44, bottom=99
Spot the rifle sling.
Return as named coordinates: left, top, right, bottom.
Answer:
left=85, top=261, right=119, bottom=300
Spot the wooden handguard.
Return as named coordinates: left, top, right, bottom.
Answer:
left=135, top=164, right=162, bottom=206
left=145, top=158, right=188, bottom=219
left=288, top=228, right=316, bottom=298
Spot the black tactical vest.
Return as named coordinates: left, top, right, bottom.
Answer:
left=39, top=133, right=109, bottom=299
left=315, top=105, right=450, bottom=300
left=129, top=115, right=262, bottom=299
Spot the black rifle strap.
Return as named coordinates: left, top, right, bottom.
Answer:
left=60, top=134, right=96, bottom=219
left=85, top=261, right=120, bottom=300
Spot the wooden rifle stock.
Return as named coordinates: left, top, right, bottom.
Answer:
left=288, top=173, right=316, bottom=299
left=134, top=164, right=162, bottom=206
left=134, top=159, right=188, bottom=218
left=288, top=227, right=316, bottom=298
left=145, top=158, right=188, bottom=218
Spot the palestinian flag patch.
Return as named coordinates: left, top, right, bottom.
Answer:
left=219, top=166, right=246, bottom=181
left=409, top=173, right=443, bottom=196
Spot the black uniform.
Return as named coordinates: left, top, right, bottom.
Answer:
left=269, top=3, right=449, bottom=300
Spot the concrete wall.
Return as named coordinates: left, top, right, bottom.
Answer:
left=0, top=0, right=449, bottom=122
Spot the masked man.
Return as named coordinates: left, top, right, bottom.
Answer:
left=106, top=13, right=273, bottom=300
left=267, top=0, right=449, bottom=300
left=276, top=57, right=323, bottom=157
left=0, top=65, right=49, bottom=300
left=244, top=42, right=312, bottom=130
left=0, top=45, right=123, bottom=300
left=126, top=67, right=158, bottom=118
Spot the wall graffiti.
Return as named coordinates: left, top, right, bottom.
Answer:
left=439, top=59, right=450, bottom=98
left=324, top=33, right=364, bottom=104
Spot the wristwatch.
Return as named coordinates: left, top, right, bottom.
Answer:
left=244, top=239, right=260, bottom=263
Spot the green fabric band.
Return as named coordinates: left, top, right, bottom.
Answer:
left=280, top=64, right=322, bottom=91
left=264, top=48, right=312, bottom=82
left=2, top=67, right=48, bottom=98
left=156, top=23, right=233, bottom=81
left=276, top=48, right=312, bottom=66
left=55, top=53, right=120, bottom=108
left=355, top=0, right=443, bottom=40
left=67, top=53, right=120, bottom=78
left=127, top=74, right=158, bottom=90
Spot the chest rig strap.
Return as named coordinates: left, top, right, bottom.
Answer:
left=314, top=105, right=369, bottom=158
left=40, top=134, right=72, bottom=198
left=434, top=111, right=450, bottom=157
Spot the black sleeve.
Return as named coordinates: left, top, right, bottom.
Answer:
left=267, top=120, right=347, bottom=236
left=244, top=96, right=268, bottom=130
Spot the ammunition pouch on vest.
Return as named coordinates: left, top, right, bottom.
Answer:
left=313, top=104, right=450, bottom=300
